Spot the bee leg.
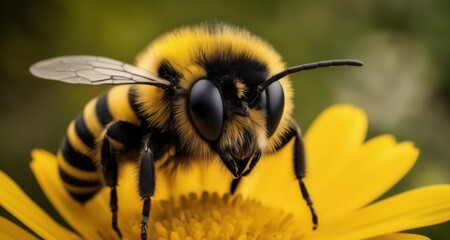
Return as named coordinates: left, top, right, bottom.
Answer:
left=101, top=136, right=122, bottom=239
left=290, top=122, right=318, bottom=230
left=139, top=135, right=157, bottom=240
left=101, top=121, right=143, bottom=239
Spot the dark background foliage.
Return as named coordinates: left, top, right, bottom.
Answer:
left=1, top=0, right=449, bottom=238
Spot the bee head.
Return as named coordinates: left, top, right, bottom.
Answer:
left=136, top=24, right=290, bottom=171
left=187, top=54, right=283, bottom=136
left=184, top=66, right=277, bottom=177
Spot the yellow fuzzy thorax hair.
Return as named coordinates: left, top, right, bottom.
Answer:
left=136, top=24, right=287, bottom=83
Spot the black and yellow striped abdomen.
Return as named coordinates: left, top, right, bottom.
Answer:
left=58, top=85, right=142, bottom=202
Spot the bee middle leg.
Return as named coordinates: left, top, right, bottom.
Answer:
left=101, top=121, right=143, bottom=239
left=104, top=121, right=164, bottom=240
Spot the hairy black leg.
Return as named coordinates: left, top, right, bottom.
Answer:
left=141, top=197, right=151, bottom=240
left=101, top=121, right=144, bottom=239
left=291, top=122, right=318, bottom=230
left=101, top=136, right=122, bottom=239
left=300, top=179, right=318, bottom=229
left=139, top=141, right=156, bottom=240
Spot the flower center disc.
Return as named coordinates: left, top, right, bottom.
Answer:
left=132, top=192, right=300, bottom=240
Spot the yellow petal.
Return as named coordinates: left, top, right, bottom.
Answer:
left=199, top=160, right=233, bottom=195
left=306, top=184, right=450, bottom=240
left=365, top=233, right=430, bottom=240
left=165, top=163, right=204, bottom=197
left=304, top=104, right=368, bottom=195
left=0, top=217, right=39, bottom=240
left=316, top=135, right=419, bottom=222
left=154, top=162, right=171, bottom=200
left=162, top=160, right=232, bottom=198
left=30, top=149, right=118, bottom=240
left=236, top=140, right=312, bottom=230
left=0, top=172, right=80, bottom=240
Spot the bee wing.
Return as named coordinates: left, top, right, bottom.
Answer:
left=30, top=55, right=172, bottom=88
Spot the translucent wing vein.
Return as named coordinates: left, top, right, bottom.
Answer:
left=30, top=56, right=171, bottom=88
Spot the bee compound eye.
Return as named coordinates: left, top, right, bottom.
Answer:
left=188, top=79, right=224, bottom=141
left=264, top=81, right=284, bottom=137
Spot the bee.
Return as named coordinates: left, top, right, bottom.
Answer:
left=30, top=23, right=362, bottom=239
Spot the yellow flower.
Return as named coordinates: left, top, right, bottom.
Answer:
left=1, top=104, right=449, bottom=240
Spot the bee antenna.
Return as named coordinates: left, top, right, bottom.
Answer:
left=249, top=59, right=363, bottom=106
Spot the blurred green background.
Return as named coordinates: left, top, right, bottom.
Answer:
left=1, top=0, right=449, bottom=238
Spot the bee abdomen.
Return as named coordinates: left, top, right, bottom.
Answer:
left=58, top=137, right=102, bottom=202
left=56, top=93, right=108, bottom=202
left=57, top=85, right=143, bottom=203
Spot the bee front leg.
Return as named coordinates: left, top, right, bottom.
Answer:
left=290, top=121, right=318, bottom=230
left=138, top=134, right=157, bottom=240
left=139, top=128, right=171, bottom=240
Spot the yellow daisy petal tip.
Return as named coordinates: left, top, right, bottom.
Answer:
left=305, top=103, right=369, bottom=143
left=30, top=148, right=56, bottom=163
left=372, top=134, right=397, bottom=144
left=323, top=103, right=367, bottom=122
left=365, top=135, right=419, bottom=161
left=398, top=141, right=420, bottom=157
